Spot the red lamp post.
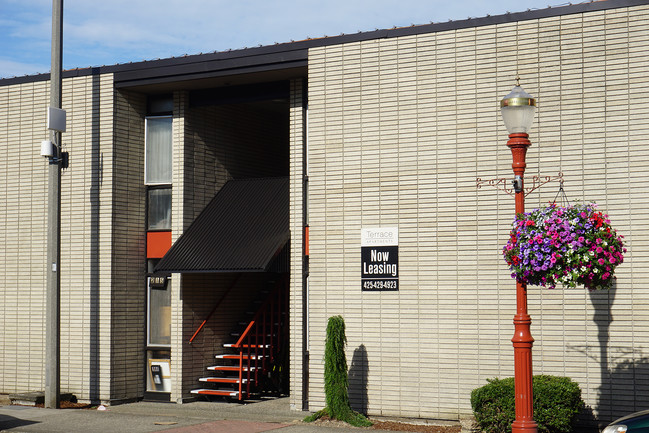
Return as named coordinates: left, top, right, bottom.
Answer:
left=501, top=83, right=538, bottom=433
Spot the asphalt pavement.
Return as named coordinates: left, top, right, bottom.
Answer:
left=0, top=396, right=358, bottom=433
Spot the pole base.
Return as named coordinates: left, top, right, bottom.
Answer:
left=512, top=419, right=538, bottom=433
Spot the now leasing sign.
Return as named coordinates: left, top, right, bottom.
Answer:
left=361, top=227, right=398, bottom=291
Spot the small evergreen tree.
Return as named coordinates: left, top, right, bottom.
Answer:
left=304, top=316, right=371, bottom=427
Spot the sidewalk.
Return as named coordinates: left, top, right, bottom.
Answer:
left=0, top=397, right=298, bottom=433
left=0, top=396, right=404, bottom=433
left=0, top=396, right=464, bottom=433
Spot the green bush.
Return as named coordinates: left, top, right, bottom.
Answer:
left=470, top=375, right=584, bottom=433
left=303, top=316, right=371, bottom=427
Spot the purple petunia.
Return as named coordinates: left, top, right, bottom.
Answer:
left=503, top=203, right=625, bottom=290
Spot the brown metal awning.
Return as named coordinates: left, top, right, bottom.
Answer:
left=155, top=177, right=289, bottom=273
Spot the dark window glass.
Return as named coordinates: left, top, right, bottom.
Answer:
left=148, top=188, right=171, bottom=230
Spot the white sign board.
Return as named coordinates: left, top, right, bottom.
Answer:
left=361, top=227, right=398, bottom=247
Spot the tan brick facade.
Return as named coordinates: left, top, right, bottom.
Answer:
left=0, top=74, right=121, bottom=403
left=304, top=4, right=649, bottom=421
left=289, top=78, right=306, bottom=411
left=0, top=0, right=647, bottom=426
left=112, top=88, right=146, bottom=402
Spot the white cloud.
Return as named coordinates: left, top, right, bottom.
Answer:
left=0, top=58, right=50, bottom=78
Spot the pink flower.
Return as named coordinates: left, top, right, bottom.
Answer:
left=598, top=258, right=605, bottom=265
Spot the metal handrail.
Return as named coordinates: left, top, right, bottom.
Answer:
left=232, top=276, right=287, bottom=399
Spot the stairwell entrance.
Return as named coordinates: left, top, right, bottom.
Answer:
left=154, top=177, right=291, bottom=401
left=143, top=78, right=293, bottom=403
left=190, top=273, right=289, bottom=399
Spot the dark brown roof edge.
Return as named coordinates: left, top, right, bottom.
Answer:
left=1, top=0, right=646, bottom=88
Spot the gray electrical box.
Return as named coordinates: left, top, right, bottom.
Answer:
left=47, top=107, right=66, bottom=132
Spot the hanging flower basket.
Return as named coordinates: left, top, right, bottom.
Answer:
left=503, top=203, right=626, bottom=290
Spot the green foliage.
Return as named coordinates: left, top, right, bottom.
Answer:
left=470, top=375, right=584, bottom=433
left=303, top=410, right=325, bottom=423
left=324, top=315, right=349, bottom=417
left=532, top=375, right=585, bottom=432
left=470, top=377, right=515, bottom=433
left=303, top=316, right=372, bottom=427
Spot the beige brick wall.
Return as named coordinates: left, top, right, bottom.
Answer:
left=0, top=80, right=49, bottom=396
left=0, top=73, right=118, bottom=403
left=289, top=78, right=306, bottom=410
left=306, top=4, right=649, bottom=423
left=111, top=88, right=146, bottom=402
left=183, top=102, right=290, bottom=221
left=170, top=90, right=188, bottom=402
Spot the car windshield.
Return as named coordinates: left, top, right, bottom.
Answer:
left=620, top=412, right=649, bottom=432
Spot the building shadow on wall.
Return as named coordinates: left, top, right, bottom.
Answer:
left=348, top=344, right=368, bottom=415
left=89, top=71, right=102, bottom=404
left=591, top=283, right=649, bottom=428
left=569, top=283, right=649, bottom=432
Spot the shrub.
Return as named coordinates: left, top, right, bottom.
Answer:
left=303, top=316, right=372, bottom=427
left=470, top=375, right=584, bottom=433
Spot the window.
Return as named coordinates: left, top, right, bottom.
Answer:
left=145, top=116, right=172, bottom=185
left=145, top=107, right=173, bottom=392
left=148, top=188, right=172, bottom=230
left=147, top=275, right=171, bottom=347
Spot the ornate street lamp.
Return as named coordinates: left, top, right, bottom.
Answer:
left=500, top=82, right=538, bottom=433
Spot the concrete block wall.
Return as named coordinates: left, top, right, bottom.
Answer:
left=111, top=88, right=146, bottom=402
left=170, top=90, right=188, bottom=402
left=182, top=102, right=289, bottom=222
left=288, top=78, right=306, bottom=411
left=0, top=80, right=49, bottom=396
left=0, top=73, right=117, bottom=403
left=305, top=4, right=649, bottom=424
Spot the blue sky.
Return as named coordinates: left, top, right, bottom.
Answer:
left=1, top=0, right=567, bottom=79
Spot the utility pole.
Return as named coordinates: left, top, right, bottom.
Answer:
left=45, top=0, right=63, bottom=409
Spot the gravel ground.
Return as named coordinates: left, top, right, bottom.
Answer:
left=370, top=421, right=461, bottom=433
left=312, top=417, right=462, bottom=433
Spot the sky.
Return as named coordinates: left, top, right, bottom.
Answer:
left=0, top=0, right=573, bottom=79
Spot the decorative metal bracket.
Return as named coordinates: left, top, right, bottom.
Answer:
left=476, top=172, right=563, bottom=197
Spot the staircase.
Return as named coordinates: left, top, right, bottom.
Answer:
left=191, top=276, right=288, bottom=400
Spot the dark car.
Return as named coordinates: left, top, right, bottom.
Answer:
left=603, top=409, right=649, bottom=432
